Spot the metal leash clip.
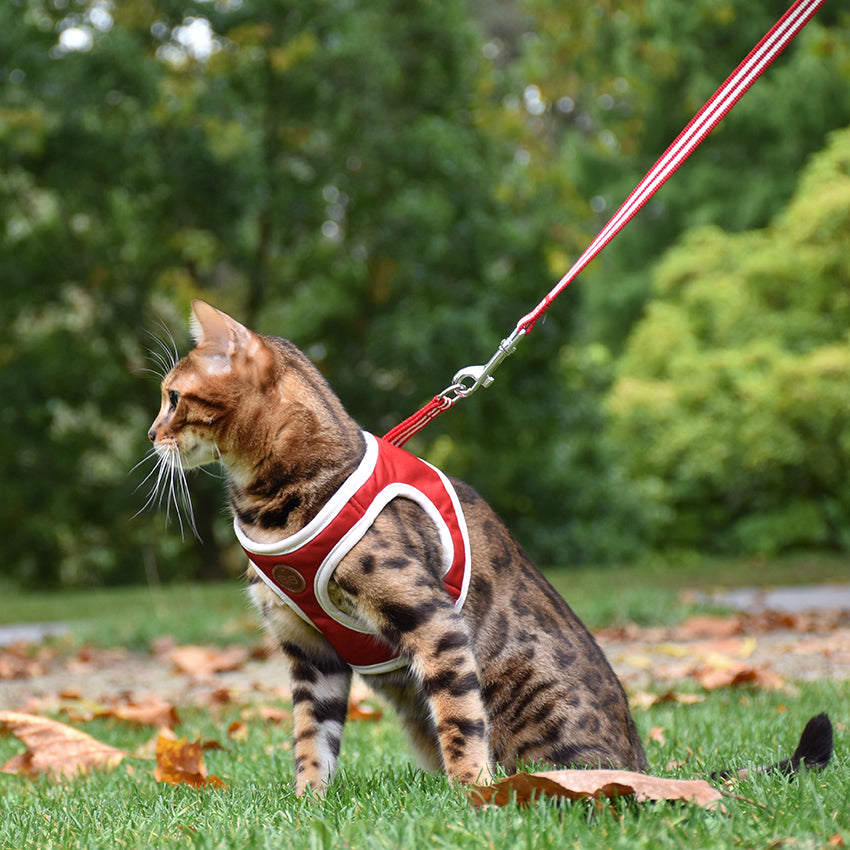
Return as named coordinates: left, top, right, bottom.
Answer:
left=440, top=328, right=525, bottom=402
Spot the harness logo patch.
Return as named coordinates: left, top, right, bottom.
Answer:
left=272, top=564, right=307, bottom=594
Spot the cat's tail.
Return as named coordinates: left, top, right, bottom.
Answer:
left=713, top=712, right=833, bottom=782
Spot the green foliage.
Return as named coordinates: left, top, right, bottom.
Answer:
left=508, top=0, right=850, bottom=347
left=1, top=0, right=848, bottom=586
left=609, top=127, right=850, bottom=555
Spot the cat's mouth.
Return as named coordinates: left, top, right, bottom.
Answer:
left=151, top=430, right=220, bottom=471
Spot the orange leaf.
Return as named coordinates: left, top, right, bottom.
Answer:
left=0, top=711, right=130, bottom=780
left=674, top=615, right=742, bottom=640
left=348, top=681, right=383, bottom=722
left=469, top=768, right=723, bottom=810
left=0, top=645, right=47, bottom=680
left=257, top=706, right=291, bottom=724
left=648, top=726, right=666, bottom=747
left=348, top=698, right=383, bottom=722
left=227, top=721, right=249, bottom=742
left=166, top=645, right=249, bottom=678
left=153, top=733, right=225, bottom=789
left=695, top=663, right=783, bottom=691
left=98, top=695, right=179, bottom=729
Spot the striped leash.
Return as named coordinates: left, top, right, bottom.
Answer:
left=384, top=0, right=828, bottom=448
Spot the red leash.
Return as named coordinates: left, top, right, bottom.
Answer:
left=384, top=0, right=828, bottom=448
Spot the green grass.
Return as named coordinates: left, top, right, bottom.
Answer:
left=0, top=559, right=847, bottom=849
left=0, top=682, right=846, bottom=849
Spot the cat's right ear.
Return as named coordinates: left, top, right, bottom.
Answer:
left=190, top=300, right=259, bottom=374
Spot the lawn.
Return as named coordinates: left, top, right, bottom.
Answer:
left=0, top=557, right=847, bottom=849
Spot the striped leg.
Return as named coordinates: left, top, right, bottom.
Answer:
left=391, top=607, right=490, bottom=784
left=334, top=507, right=492, bottom=785
left=247, top=578, right=352, bottom=796
left=282, top=640, right=352, bottom=795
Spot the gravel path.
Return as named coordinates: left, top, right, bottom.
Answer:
left=1, top=586, right=848, bottom=712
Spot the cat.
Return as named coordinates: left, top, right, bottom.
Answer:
left=146, top=301, right=830, bottom=795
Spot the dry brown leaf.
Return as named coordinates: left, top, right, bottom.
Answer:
left=0, top=711, right=131, bottom=780
left=228, top=721, right=249, bottom=742
left=58, top=688, right=82, bottom=700
left=166, top=645, right=249, bottom=678
left=153, top=733, right=225, bottom=789
left=691, top=636, right=757, bottom=660
left=791, top=629, right=850, bottom=661
left=208, top=687, right=234, bottom=706
left=632, top=690, right=706, bottom=709
left=348, top=697, right=383, bottom=722
left=257, top=706, right=291, bottom=724
left=97, top=695, right=179, bottom=729
left=674, top=615, right=742, bottom=640
left=648, top=726, right=666, bottom=747
left=346, top=681, right=383, bottom=722
left=0, top=643, right=49, bottom=680
left=64, top=646, right=128, bottom=674
left=694, top=662, right=784, bottom=691
left=469, top=768, right=724, bottom=810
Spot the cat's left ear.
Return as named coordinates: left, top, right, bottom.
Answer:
left=189, top=300, right=262, bottom=374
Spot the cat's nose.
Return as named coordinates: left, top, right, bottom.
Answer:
left=148, top=428, right=157, bottom=442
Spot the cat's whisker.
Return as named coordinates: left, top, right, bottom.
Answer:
left=130, top=447, right=161, bottom=480
left=156, top=445, right=199, bottom=541
left=131, top=450, right=167, bottom=518
left=145, top=323, right=181, bottom=379
left=132, top=442, right=200, bottom=540
left=173, top=460, right=200, bottom=539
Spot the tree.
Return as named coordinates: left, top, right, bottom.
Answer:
left=607, top=126, right=850, bottom=555
left=1, top=0, right=608, bottom=585
left=500, top=0, right=850, bottom=348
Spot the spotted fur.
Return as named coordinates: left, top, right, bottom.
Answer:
left=148, top=301, right=647, bottom=794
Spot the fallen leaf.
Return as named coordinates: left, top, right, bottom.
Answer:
left=166, top=645, right=249, bottom=679
left=98, top=695, right=180, bottom=729
left=0, top=643, right=48, bottom=680
left=347, top=680, right=383, bottom=722
left=208, top=687, right=234, bottom=706
left=0, top=711, right=131, bottom=780
left=64, top=646, right=128, bottom=674
left=228, top=721, right=249, bottom=742
left=694, top=663, right=783, bottom=691
left=674, top=615, right=742, bottom=640
left=469, top=769, right=724, bottom=810
left=693, top=636, right=758, bottom=661
left=348, top=697, right=383, bottom=722
left=631, top=690, right=705, bottom=710
left=257, top=706, right=291, bottom=724
left=153, top=733, right=225, bottom=789
left=58, top=688, right=82, bottom=701
left=648, top=726, right=666, bottom=747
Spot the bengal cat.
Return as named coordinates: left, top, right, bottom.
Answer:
left=145, top=301, right=829, bottom=795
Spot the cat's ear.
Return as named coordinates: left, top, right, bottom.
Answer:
left=189, top=300, right=261, bottom=374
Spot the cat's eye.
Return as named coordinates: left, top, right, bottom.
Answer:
left=168, top=390, right=180, bottom=410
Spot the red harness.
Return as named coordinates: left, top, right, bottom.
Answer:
left=234, top=433, right=471, bottom=674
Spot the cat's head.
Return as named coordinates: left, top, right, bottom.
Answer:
left=143, top=301, right=358, bottom=535
left=147, top=300, right=278, bottom=474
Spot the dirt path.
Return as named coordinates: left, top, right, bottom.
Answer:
left=1, top=590, right=848, bottom=712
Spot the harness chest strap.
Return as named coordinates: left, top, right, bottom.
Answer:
left=234, top=433, right=472, bottom=675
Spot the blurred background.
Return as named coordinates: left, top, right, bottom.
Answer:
left=1, top=0, right=849, bottom=589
